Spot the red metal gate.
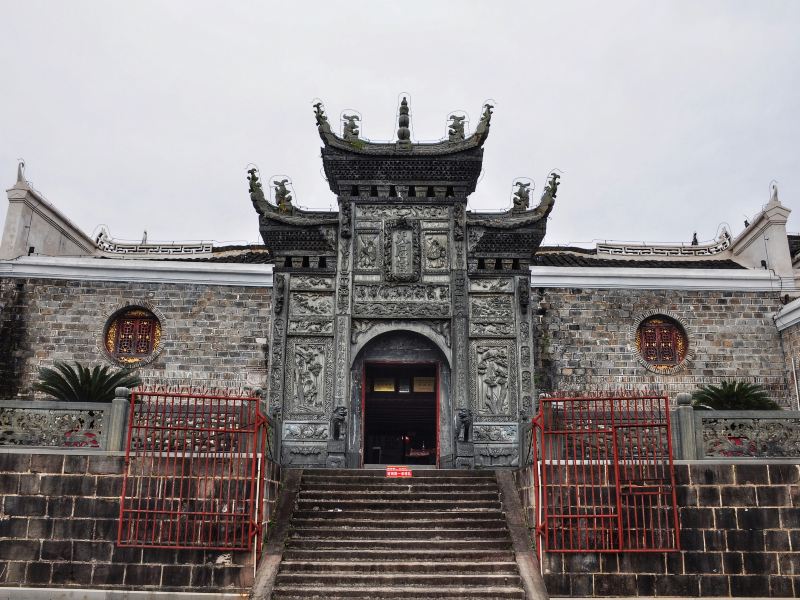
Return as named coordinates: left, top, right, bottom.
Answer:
left=532, top=395, right=680, bottom=553
left=117, top=389, right=269, bottom=552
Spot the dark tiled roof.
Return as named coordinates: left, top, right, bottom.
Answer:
left=788, top=234, right=800, bottom=258
left=534, top=251, right=745, bottom=269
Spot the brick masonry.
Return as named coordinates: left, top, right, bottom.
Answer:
left=533, top=288, right=791, bottom=404
left=0, top=451, right=256, bottom=591
left=517, top=462, right=800, bottom=597
left=0, top=278, right=271, bottom=397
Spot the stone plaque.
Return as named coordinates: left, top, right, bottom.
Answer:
left=384, top=218, right=420, bottom=282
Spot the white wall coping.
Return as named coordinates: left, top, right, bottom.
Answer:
left=775, top=295, right=800, bottom=331
left=529, top=265, right=788, bottom=291
left=0, top=255, right=273, bottom=287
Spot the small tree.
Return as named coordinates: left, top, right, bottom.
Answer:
left=692, top=381, right=780, bottom=410
left=34, top=361, right=141, bottom=403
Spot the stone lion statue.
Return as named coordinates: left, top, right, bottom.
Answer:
left=331, top=406, right=347, bottom=441
left=455, top=408, right=473, bottom=442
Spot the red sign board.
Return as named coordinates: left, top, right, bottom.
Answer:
left=385, top=466, right=413, bottom=478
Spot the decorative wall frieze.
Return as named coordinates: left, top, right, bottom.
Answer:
left=289, top=292, right=334, bottom=317
left=281, top=443, right=326, bottom=465
left=469, top=321, right=515, bottom=337
left=353, top=283, right=450, bottom=303
left=356, top=205, right=449, bottom=220
left=473, top=424, right=517, bottom=444
left=287, top=319, right=334, bottom=336
left=474, top=445, right=518, bottom=467
left=353, top=302, right=450, bottom=319
left=283, top=422, right=329, bottom=441
left=290, top=276, right=335, bottom=291
left=469, top=294, right=514, bottom=321
left=469, top=278, right=513, bottom=293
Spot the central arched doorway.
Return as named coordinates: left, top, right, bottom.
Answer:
left=349, top=330, right=452, bottom=468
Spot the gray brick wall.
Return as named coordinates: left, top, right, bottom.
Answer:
left=534, top=288, right=790, bottom=404
left=0, top=278, right=271, bottom=396
left=517, top=462, right=800, bottom=597
left=0, top=452, right=254, bottom=591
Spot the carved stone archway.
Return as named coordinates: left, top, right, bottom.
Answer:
left=347, top=329, right=454, bottom=468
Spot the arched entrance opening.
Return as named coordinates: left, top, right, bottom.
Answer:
left=349, top=330, right=452, bottom=468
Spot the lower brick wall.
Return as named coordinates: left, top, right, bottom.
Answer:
left=517, top=462, right=800, bottom=597
left=0, top=451, right=254, bottom=591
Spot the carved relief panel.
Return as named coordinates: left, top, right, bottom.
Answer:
left=355, top=232, right=380, bottom=273
left=423, top=232, right=449, bottom=272
left=469, top=339, right=517, bottom=422
left=285, top=336, right=334, bottom=419
left=288, top=291, right=335, bottom=336
left=468, top=293, right=515, bottom=337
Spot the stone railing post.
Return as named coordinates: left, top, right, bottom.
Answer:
left=107, top=387, right=131, bottom=451
left=670, top=392, right=696, bottom=460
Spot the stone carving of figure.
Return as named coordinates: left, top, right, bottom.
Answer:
left=426, top=237, right=447, bottom=269
left=476, top=347, right=509, bottom=415
left=294, top=345, right=323, bottom=410
left=544, top=172, right=560, bottom=199
left=313, top=102, right=331, bottom=134
left=512, top=181, right=531, bottom=211
left=331, top=406, right=347, bottom=441
left=342, top=114, right=360, bottom=141
left=448, top=115, right=466, bottom=142
left=273, top=179, right=293, bottom=213
left=456, top=408, right=473, bottom=442
left=358, top=235, right=377, bottom=269
left=247, top=168, right=271, bottom=214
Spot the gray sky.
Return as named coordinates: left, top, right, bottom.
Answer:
left=1, top=1, right=799, bottom=248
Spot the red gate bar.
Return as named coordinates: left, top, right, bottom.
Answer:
left=117, top=390, right=268, bottom=552
left=532, top=395, right=680, bottom=553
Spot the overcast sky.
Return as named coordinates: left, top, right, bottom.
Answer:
left=1, top=1, right=799, bottom=248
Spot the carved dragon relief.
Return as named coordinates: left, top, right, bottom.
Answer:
left=289, top=293, right=334, bottom=317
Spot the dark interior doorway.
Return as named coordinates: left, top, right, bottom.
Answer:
left=363, top=362, right=437, bottom=466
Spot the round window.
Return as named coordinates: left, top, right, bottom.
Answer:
left=105, top=307, right=162, bottom=365
left=635, top=315, right=688, bottom=370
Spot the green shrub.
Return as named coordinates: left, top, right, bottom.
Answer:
left=691, top=381, right=780, bottom=410
left=33, top=361, right=142, bottom=403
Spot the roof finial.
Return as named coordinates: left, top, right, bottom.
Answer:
left=770, top=181, right=780, bottom=205
left=397, top=97, right=411, bottom=147
left=16, top=159, right=26, bottom=185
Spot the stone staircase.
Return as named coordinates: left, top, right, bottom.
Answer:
left=271, top=468, right=526, bottom=599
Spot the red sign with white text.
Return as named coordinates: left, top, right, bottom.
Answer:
left=385, top=466, right=413, bottom=478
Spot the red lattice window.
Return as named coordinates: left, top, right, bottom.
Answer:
left=636, top=316, right=687, bottom=368
left=105, top=308, right=161, bottom=364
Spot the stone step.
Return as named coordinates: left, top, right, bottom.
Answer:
left=300, top=482, right=498, bottom=492
left=290, top=527, right=510, bottom=540
left=292, top=518, right=507, bottom=529
left=282, top=549, right=516, bottom=562
left=298, top=490, right=500, bottom=501
left=271, top=586, right=525, bottom=599
left=274, top=572, right=523, bottom=588
left=296, top=499, right=502, bottom=511
left=284, top=538, right=512, bottom=551
left=278, top=560, right=520, bottom=575
left=301, top=469, right=496, bottom=478
left=292, top=510, right=506, bottom=521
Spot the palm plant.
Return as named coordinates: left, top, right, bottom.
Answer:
left=33, top=361, right=141, bottom=403
left=692, top=381, right=780, bottom=410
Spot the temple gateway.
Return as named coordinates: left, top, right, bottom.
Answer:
left=252, top=99, right=556, bottom=469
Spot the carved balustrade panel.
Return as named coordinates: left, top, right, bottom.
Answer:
left=0, top=401, right=107, bottom=448
left=700, top=415, right=800, bottom=458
